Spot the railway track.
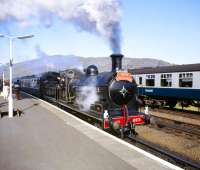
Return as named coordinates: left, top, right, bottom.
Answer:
left=150, top=115, right=200, bottom=137
left=162, top=107, right=200, bottom=115
left=127, top=135, right=200, bottom=170
left=141, top=106, right=200, bottom=137
left=150, top=107, right=200, bottom=119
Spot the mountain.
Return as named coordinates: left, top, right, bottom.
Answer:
left=0, top=54, right=172, bottom=78
left=80, top=57, right=171, bottom=71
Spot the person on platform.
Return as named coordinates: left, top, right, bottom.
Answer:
left=3, top=81, right=9, bottom=100
left=14, top=80, right=21, bottom=100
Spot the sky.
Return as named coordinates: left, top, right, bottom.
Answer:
left=0, top=0, right=200, bottom=65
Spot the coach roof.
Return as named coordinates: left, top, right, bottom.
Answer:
left=131, top=63, right=200, bottom=74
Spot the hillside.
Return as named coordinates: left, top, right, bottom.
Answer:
left=0, top=54, right=172, bottom=78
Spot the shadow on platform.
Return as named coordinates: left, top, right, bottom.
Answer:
left=0, top=109, right=24, bottom=118
left=0, top=101, right=8, bottom=107
left=22, top=103, right=39, bottom=112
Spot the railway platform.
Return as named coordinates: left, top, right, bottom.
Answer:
left=0, top=93, right=182, bottom=170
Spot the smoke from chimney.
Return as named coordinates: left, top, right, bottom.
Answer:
left=0, top=0, right=122, bottom=53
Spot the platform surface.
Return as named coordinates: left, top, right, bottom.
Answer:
left=0, top=93, right=182, bottom=170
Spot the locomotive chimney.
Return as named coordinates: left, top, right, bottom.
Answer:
left=110, top=54, right=123, bottom=72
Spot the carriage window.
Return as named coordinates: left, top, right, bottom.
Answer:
left=179, top=73, right=193, bottom=87
left=146, top=74, right=155, bottom=86
left=139, top=77, right=142, bottom=85
left=161, top=74, right=172, bottom=87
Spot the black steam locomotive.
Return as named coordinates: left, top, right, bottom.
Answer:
left=19, top=54, right=149, bottom=137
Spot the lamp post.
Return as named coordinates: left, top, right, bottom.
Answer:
left=0, top=34, right=34, bottom=118
left=0, top=63, right=4, bottom=94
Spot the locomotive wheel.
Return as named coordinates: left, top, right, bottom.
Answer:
left=180, top=100, right=191, bottom=108
left=131, top=129, right=138, bottom=136
left=169, top=103, right=176, bottom=108
left=192, top=101, right=200, bottom=107
left=167, top=101, right=177, bottom=108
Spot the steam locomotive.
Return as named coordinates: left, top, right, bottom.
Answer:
left=19, top=54, right=150, bottom=138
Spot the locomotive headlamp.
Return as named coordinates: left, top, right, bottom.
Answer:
left=144, top=106, right=149, bottom=115
left=104, top=110, right=109, bottom=119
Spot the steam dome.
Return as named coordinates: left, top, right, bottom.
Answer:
left=86, top=65, right=99, bottom=76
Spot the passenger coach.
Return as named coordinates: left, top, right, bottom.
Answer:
left=131, top=63, right=200, bottom=108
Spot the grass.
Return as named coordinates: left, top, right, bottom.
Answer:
left=174, top=104, right=200, bottom=112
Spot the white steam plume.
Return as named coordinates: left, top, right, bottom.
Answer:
left=76, top=78, right=99, bottom=111
left=0, top=0, right=122, bottom=53
left=34, top=45, right=84, bottom=73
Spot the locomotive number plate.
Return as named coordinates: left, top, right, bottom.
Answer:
left=131, top=116, right=145, bottom=124
left=132, top=117, right=142, bottom=123
left=116, top=72, right=133, bottom=82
